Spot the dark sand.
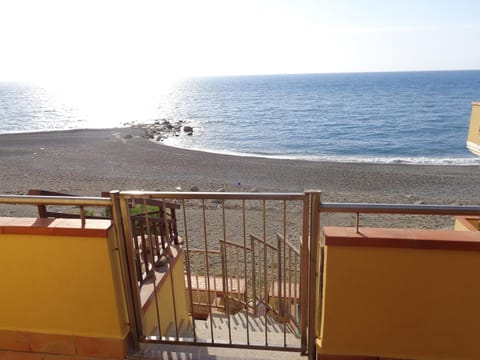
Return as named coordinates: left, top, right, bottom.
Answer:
left=1, top=128, right=479, bottom=228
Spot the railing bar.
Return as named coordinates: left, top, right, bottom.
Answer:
left=242, top=199, right=250, bottom=345
left=138, top=219, right=149, bottom=283
left=294, top=252, right=298, bottom=313
left=131, top=220, right=142, bottom=284
left=212, top=253, right=217, bottom=307
left=144, top=198, right=163, bottom=339
left=319, top=202, right=480, bottom=215
left=0, top=194, right=112, bottom=206
left=161, top=200, right=173, bottom=247
left=250, top=234, right=277, bottom=251
left=118, top=196, right=145, bottom=343
left=283, top=200, right=287, bottom=347
left=181, top=199, right=197, bottom=342
left=285, top=238, right=301, bottom=256
left=201, top=199, right=215, bottom=343
left=221, top=200, right=232, bottom=345
left=79, top=206, right=86, bottom=227
left=162, top=198, right=179, bottom=341
left=288, top=247, right=292, bottom=309
left=194, top=254, right=200, bottom=308
left=308, top=192, right=321, bottom=360
left=236, top=247, right=240, bottom=304
left=259, top=237, right=262, bottom=304
left=299, top=193, right=309, bottom=354
left=219, top=239, right=251, bottom=250
left=263, top=200, right=268, bottom=346
left=150, top=220, right=160, bottom=265
left=229, top=246, right=233, bottom=295
left=270, top=245, right=275, bottom=320
left=251, top=234, right=257, bottom=317
left=118, top=192, right=305, bottom=201
left=189, top=248, right=222, bottom=254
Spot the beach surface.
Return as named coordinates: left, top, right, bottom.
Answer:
left=1, top=128, right=479, bottom=229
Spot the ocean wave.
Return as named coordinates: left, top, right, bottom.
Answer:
left=160, top=138, right=480, bottom=166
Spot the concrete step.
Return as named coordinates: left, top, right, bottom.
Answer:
left=192, top=311, right=300, bottom=347
left=130, top=343, right=305, bottom=360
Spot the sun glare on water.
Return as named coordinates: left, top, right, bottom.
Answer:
left=35, top=75, right=180, bottom=129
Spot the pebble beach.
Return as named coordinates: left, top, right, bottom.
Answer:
left=1, top=128, right=480, bottom=229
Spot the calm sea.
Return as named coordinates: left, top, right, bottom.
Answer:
left=1, top=71, right=480, bottom=165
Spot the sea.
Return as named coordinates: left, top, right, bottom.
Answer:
left=1, top=70, right=480, bottom=165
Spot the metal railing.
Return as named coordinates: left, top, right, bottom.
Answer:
left=0, top=193, right=111, bottom=226
left=115, top=191, right=310, bottom=353
left=3, top=190, right=479, bottom=360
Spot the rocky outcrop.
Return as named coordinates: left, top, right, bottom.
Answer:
left=126, top=119, right=194, bottom=142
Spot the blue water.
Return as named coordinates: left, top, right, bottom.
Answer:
left=1, top=71, right=480, bottom=165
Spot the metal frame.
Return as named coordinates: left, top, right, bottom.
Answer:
left=113, top=191, right=310, bottom=353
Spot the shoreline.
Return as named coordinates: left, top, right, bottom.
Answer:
left=1, top=127, right=480, bottom=210
left=3, top=126, right=478, bottom=167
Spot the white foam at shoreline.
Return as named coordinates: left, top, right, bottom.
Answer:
left=159, top=138, right=480, bottom=166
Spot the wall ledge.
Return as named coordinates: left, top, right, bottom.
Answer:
left=0, top=217, right=112, bottom=237
left=0, top=330, right=131, bottom=359
left=323, top=226, right=480, bottom=251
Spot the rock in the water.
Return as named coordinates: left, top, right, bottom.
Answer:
left=183, top=126, right=193, bottom=133
left=190, top=186, right=199, bottom=192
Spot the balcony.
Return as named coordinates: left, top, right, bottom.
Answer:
left=1, top=191, right=480, bottom=360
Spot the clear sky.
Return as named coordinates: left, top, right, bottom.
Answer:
left=1, top=0, right=479, bottom=86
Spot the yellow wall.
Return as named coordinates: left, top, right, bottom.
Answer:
left=142, top=251, right=190, bottom=337
left=466, top=103, right=480, bottom=156
left=0, top=228, right=129, bottom=339
left=319, top=245, right=480, bottom=360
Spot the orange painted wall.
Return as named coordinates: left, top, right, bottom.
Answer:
left=0, top=219, right=129, bottom=339
left=319, top=227, right=480, bottom=360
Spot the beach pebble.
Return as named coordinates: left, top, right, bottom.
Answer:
left=190, top=186, right=199, bottom=192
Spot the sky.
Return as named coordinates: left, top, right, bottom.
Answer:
left=0, top=0, right=479, bottom=87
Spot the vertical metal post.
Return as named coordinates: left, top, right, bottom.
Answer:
left=282, top=200, right=287, bottom=346
left=144, top=199, right=164, bottom=338
left=110, top=191, right=142, bottom=350
left=262, top=200, right=268, bottom=346
left=201, top=199, right=215, bottom=342
left=250, top=234, right=257, bottom=317
left=308, top=191, right=321, bottom=360
left=300, top=193, right=310, bottom=354
left=160, top=198, right=179, bottom=340
left=221, top=200, right=232, bottom=344
left=242, top=200, right=250, bottom=345
left=181, top=199, right=197, bottom=341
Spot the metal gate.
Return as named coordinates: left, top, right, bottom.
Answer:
left=110, top=191, right=314, bottom=355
